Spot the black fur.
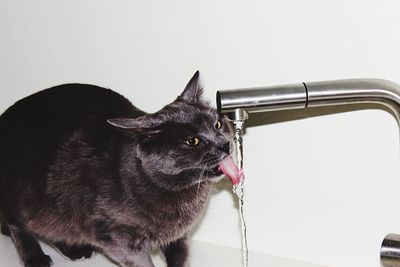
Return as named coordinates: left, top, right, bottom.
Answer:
left=0, top=72, right=231, bottom=267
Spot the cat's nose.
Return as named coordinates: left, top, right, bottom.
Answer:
left=218, top=142, right=230, bottom=154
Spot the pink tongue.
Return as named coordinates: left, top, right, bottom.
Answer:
left=219, top=156, right=244, bottom=186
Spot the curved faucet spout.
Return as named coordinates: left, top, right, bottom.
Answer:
left=217, top=78, right=400, bottom=267
left=217, top=78, right=400, bottom=123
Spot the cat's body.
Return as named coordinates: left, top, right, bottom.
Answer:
left=0, top=72, right=230, bottom=267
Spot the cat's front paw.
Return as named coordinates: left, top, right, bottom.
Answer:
left=0, top=223, right=11, bottom=236
left=64, top=244, right=94, bottom=260
left=25, top=254, right=52, bottom=267
left=55, top=242, right=94, bottom=261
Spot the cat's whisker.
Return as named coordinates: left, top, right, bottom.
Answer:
left=193, top=154, right=207, bottom=169
left=196, top=167, right=207, bottom=201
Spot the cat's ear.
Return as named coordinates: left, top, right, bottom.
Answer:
left=180, top=71, right=204, bottom=102
left=107, top=116, right=162, bottom=135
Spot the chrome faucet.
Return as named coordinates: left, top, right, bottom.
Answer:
left=217, top=78, right=400, bottom=123
left=216, top=78, right=400, bottom=267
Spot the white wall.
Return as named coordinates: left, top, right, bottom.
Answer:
left=2, top=1, right=400, bottom=267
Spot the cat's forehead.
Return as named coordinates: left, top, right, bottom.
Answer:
left=163, top=101, right=218, bottom=124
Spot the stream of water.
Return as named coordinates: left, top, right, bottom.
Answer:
left=232, top=120, right=249, bottom=267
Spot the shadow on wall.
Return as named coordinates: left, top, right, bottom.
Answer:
left=244, top=103, right=396, bottom=128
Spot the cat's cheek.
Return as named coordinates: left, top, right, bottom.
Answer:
left=144, top=156, right=184, bottom=176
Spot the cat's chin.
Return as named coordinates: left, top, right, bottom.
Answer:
left=193, top=173, right=224, bottom=186
left=208, top=174, right=225, bottom=183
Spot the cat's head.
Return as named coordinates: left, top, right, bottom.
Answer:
left=108, top=71, right=232, bottom=191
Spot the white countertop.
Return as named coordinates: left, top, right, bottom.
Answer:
left=0, top=236, right=327, bottom=267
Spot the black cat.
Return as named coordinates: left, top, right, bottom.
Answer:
left=0, top=72, right=231, bottom=267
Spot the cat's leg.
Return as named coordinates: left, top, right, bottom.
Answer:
left=102, top=246, right=155, bottom=267
left=161, top=236, right=189, bottom=267
left=8, top=225, right=52, bottom=267
left=53, top=242, right=94, bottom=261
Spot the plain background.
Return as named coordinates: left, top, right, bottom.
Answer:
left=2, top=1, right=400, bottom=267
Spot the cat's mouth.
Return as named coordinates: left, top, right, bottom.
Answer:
left=189, top=158, right=227, bottom=183
left=199, top=165, right=224, bottom=182
left=207, top=165, right=224, bottom=178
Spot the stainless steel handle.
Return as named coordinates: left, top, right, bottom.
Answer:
left=216, top=83, right=307, bottom=114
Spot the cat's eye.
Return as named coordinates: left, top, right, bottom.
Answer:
left=185, top=137, right=200, bottom=146
left=215, top=121, right=222, bottom=130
